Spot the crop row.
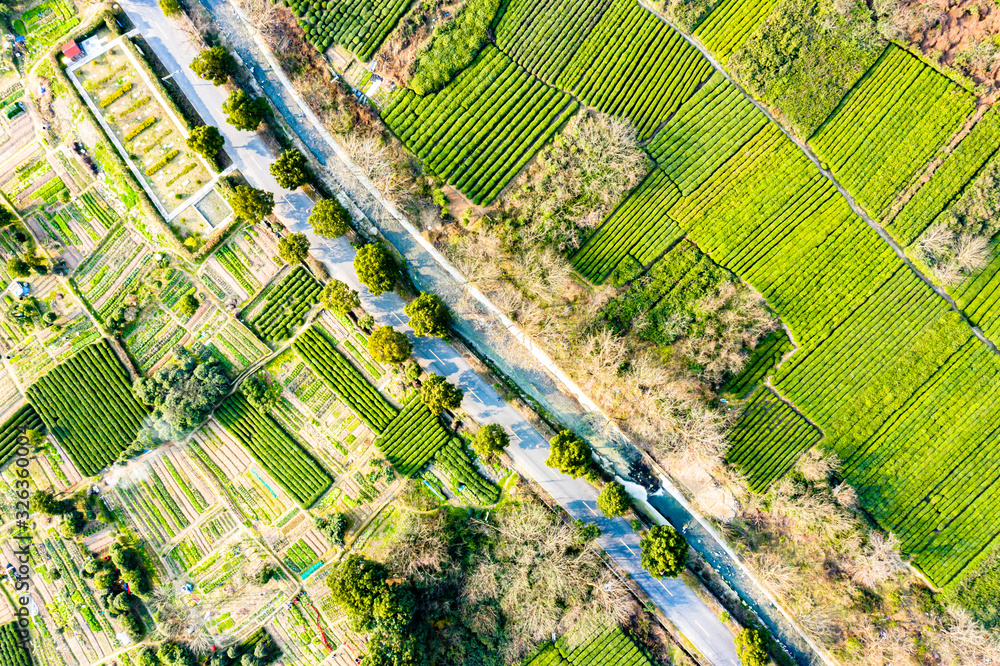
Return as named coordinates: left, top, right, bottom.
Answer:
left=647, top=71, right=768, bottom=195
left=809, top=45, right=975, bottom=218
left=374, top=398, right=450, bottom=476
left=555, top=0, right=713, bottom=140
left=80, top=191, right=118, bottom=228
left=0, top=404, right=43, bottom=467
left=434, top=438, right=500, bottom=505
left=570, top=169, right=681, bottom=282
left=160, top=455, right=208, bottom=512
left=27, top=341, right=146, bottom=476
left=216, top=244, right=260, bottom=295
left=692, top=0, right=781, bottom=61
left=293, top=326, right=397, bottom=431
left=494, top=0, right=614, bottom=84
left=247, top=266, right=321, bottom=343
left=726, top=387, right=821, bottom=492
left=888, top=107, right=1000, bottom=244
left=384, top=46, right=577, bottom=205
left=216, top=393, right=333, bottom=507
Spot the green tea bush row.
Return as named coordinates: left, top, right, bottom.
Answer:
left=248, top=266, right=321, bottom=342
left=374, top=398, right=450, bottom=476
left=293, top=326, right=396, bottom=431
left=692, top=0, right=782, bottom=61
left=216, top=393, right=333, bottom=507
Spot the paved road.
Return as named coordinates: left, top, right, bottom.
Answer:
left=119, top=2, right=741, bottom=663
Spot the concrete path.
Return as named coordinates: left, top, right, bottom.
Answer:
left=118, top=1, right=740, bottom=662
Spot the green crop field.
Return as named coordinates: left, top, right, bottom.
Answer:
left=283, top=0, right=411, bottom=59
left=554, top=0, right=712, bottom=140
left=216, top=393, right=333, bottom=507
left=725, top=387, right=821, bottom=492
left=692, top=0, right=781, bottom=60
left=647, top=71, right=768, bottom=195
left=26, top=341, right=146, bottom=476
left=809, top=45, right=976, bottom=218
left=433, top=437, right=500, bottom=505
left=523, top=626, right=655, bottom=666
left=494, top=0, right=615, bottom=84
left=374, top=398, right=451, bottom=475
left=384, top=46, right=577, bottom=205
left=887, top=107, right=1000, bottom=244
left=0, top=622, right=31, bottom=666
left=247, top=266, right=322, bottom=343
left=293, top=326, right=397, bottom=431
left=0, top=404, right=43, bottom=467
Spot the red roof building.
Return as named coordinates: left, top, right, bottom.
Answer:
left=61, top=41, right=83, bottom=61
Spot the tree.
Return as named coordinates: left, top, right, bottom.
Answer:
left=597, top=480, right=631, bottom=518
left=545, top=430, right=592, bottom=479
left=254, top=564, right=277, bottom=586
left=317, top=513, right=348, bottom=546
left=277, top=233, right=310, bottom=264
left=242, top=376, right=277, bottom=413
left=270, top=149, right=310, bottom=189
left=734, top=628, right=768, bottom=666
left=31, top=490, right=63, bottom=515
left=309, top=198, right=351, bottom=238
left=404, top=292, right=450, bottom=337
left=419, top=374, right=463, bottom=416
left=367, top=326, right=411, bottom=364
left=120, top=612, right=145, bottom=641
left=230, top=185, right=274, bottom=224
left=640, top=524, right=688, bottom=579
left=7, top=257, right=28, bottom=278
left=190, top=46, right=235, bottom=86
left=223, top=89, right=267, bottom=131
left=354, top=244, right=397, bottom=296
left=158, top=0, right=181, bottom=16
left=471, top=423, right=508, bottom=462
left=186, top=125, right=224, bottom=161
left=93, top=568, right=115, bottom=590
left=178, top=294, right=200, bottom=317
left=320, top=279, right=360, bottom=316
left=133, top=347, right=229, bottom=438
left=0, top=205, right=15, bottom=228
left=137, top=647, right=158, bottom=666
left=328, top=555, right=390, bottom=630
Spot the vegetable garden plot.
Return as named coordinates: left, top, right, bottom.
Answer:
left=216, top=393, right=333, bottom=507
left=246, top=266, right=322, bottom=343
left=383, top=46, right=577, bottom=205
left=887, top=108, right=1000, bottom=244
left=725, top=387, right=821, bottom=492
left=282, top=0, right=411, bottom=59
left=0, top=404, right=42, bottom=468
left=0, top=621, right=31, bottom=666
left=374, top=398, right=451, bottom=476
left=809, top=45, right=976, bottom=218
left=722, top=328, right=792, bottom=397
left=554, top=0, right=714, bottom=140
left=692, top=0, right=781, bottom=61
left=494, top=0, right=615, bottom=84
left=647, top=72, right=768, bottom=194
left=26, top=341, right=146, bottom=476
left=433, top=438, right=500, bottom=505
left=293, top=326, right=397, bottom=432
left=570, top=169, right=682, bottom=282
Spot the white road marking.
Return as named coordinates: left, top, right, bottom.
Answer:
left=618, top=538, right=636, bottom=557
left=585, top=503, right=597, bottom=517
left=392, top=312, right=405, bottom=326
left=658, top=579, right=673, bottom=597
left=693, top=620, right=710, bottom=637
left=248, top=154, right=263, bottom=169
